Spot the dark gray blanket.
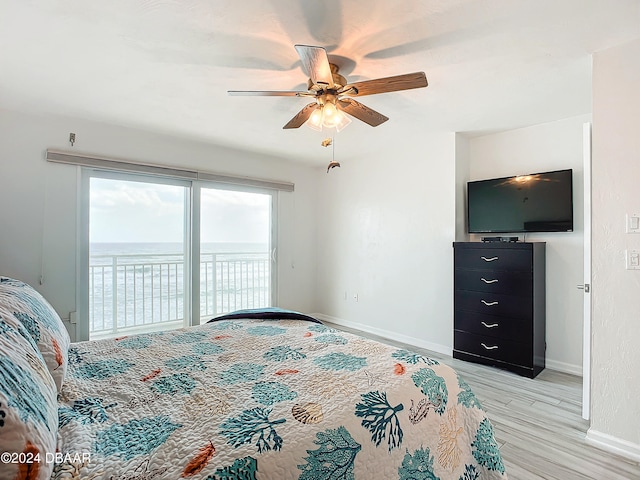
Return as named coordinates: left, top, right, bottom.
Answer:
left=207, top=307, right=322, bottom=324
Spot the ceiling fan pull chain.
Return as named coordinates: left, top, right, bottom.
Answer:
left=327, top=135, right=340, bottom=173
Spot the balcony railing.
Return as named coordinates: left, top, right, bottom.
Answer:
left=89, top=252, right=270, bottom=337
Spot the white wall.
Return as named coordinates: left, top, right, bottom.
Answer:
left=315, top=130, right=457, bottom=354
left=589, top=37, right=640, bottom=456
left=455, top=134, right=471, bottom=242
left=467, top=115, right=589, bottom=374
left=0, top=109, right=318, bottom=341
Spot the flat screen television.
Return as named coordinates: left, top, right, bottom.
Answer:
left=467, top=169, right=573, bottom=233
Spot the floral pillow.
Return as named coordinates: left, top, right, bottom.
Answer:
left=0, top=316, right=58, bottom=480
left=0, top=277, right=70, bottom=392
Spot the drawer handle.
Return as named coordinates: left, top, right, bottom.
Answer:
left=481, top=300, right=499, bottom=306
left=481, top=256, right=499, bottom=262
left=480, top=277, right=498, bottom=284
left=481, top=322, right=499, bottom=328
left=481, top=343, right=499, bottom=350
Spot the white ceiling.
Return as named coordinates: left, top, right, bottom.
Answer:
left=2, top=0, right=639, bottom=166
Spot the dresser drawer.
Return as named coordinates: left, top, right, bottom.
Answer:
left=454, top=290, right=532, bottom=319
left=454, top=269, right=532, bottom=295
left=454, top=247, right=532, bottom=272
left=454, top=331, right=532, bottom=367
left=454, top=310, right=532, bottom=342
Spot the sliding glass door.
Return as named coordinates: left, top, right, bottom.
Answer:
left=87, top=173, right=190, bottom=339
left=81, top=171, right=276, bottom=340
left=199, top=186, right=273, bottom=322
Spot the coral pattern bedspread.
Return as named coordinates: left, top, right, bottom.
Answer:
left=55, top=319, right=507, bottom=479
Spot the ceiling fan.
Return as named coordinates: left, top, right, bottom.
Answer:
left=228, top=45, right=428, bottom=131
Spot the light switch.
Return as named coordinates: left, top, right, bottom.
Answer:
left=626, top=214, right=640, bottom=233
left=626, top=249, right=640, bottom=270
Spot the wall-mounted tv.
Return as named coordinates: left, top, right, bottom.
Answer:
left=467, top=169, right=573, bottom=233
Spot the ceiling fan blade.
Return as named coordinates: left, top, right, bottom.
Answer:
left=283, top=102, right=319, bottom=129
left=228, top=90, right=306, bottom=96
left=337, top=99, right=388, bottom=127
left=339, top=72, right=427, bottom=97
left=295, top=45, right=334, bottom=88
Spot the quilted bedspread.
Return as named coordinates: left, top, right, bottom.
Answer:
left=55, top=319, right=507, bottom=479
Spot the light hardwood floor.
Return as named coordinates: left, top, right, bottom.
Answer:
left=328, top=322, right=640, bottom=480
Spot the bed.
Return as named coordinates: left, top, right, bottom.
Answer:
left=0, top=277, right=507, bottom=479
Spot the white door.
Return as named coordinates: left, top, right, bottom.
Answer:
left=581, top=122, right=592, bottom=420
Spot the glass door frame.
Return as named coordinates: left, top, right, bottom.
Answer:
left=78, top=170, right=278, bottom=341
left=191, top=180, right=278, bottom=325
left=79, top=169, right=192, bottom=341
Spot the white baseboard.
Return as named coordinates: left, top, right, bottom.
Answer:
left=586, top=428, right=640, bottom=462
left=313, top=313, right=452, bottom=357
left=313, top=313, right=582, bottom=377
left=545, top=358, right=582, bottom=377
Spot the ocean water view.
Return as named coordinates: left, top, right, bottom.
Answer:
left=89, top=242, right=270, bottom=336
left=91, top=241, right=269, bottom=257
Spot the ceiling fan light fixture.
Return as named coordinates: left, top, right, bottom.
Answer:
left=323, top=102, right=337, bottom=118
left=333, top=111, right=352, bottom=132
left=307, top=108, right=324, bottom=131
left=321, top=105, right=350, bottom=131
left=306, top=97, right=351, bottom=132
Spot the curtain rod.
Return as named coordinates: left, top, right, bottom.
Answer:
left=45, top=149, right=295, bottom=192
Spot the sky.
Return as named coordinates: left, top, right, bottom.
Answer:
left=89, top=177, right=270, bottom=244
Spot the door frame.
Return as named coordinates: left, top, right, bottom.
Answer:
left=79, top=169, right=192, bottom=341
left=78, top=170, right=279, bottom=340
left=582, top=122, right=592, bottom=421
left=191, top=180, right=278, bottom=324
